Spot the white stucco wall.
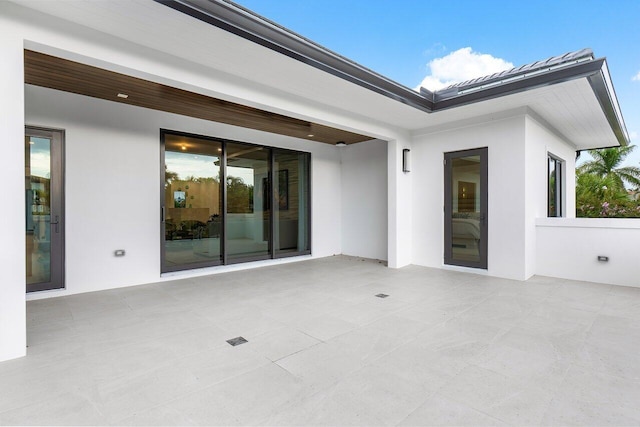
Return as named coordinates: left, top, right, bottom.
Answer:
left=25, top=85, right=345, bottom=297
left=0, top=36, right=27, bottom=362
left=341, top=139, right=388, bottom=261
left=411, top=110, right=579, bottom=281
left=387, top=137, right=413, bottom=268
left=0, top=0, right=410, bottom=309
left=536, top=218, right=640, bottom=288
left=411, top=112, right=527, bottom=280
left=524, top=114, right=577, bottom=277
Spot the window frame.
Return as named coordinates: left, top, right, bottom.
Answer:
left=547, top=153, right=564, bottom=217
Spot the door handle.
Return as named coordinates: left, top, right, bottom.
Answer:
left=50, top=215, right=60, bottom=233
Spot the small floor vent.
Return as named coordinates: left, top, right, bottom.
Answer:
left=226, top=336, right=248, bottom=346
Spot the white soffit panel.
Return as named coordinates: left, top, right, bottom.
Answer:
left=413, top=79, right=617, bottom=149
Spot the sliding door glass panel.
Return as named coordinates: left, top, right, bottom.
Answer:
left=273, top=150, right=310, bottom=255
left=26, top=135, right=52, bottom=285
left=226, top=142, right=271, bottom=261
left=163, top=134, right=222, bottom=270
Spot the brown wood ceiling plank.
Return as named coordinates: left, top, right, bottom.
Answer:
left=24, top=50, right=371, bottom=145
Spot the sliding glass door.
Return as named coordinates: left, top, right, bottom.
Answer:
left=161, top=130, right=310, bottom=273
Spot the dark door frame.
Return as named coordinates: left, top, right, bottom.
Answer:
left=160, top=129, right=312, bottom=274
left=25, top=126, right=65, bottom=292
left=444, top=147, right=488, bottom=269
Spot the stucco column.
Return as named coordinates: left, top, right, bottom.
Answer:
left=387, top=137, right=412, bottom=268
left=0, top=35, right=27, bottom=361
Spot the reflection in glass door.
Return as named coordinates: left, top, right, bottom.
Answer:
left=226, top=142, right=271, bottom=262
left=273, top=149, right=311, bottom=256
left=25, top=127, right=65, bottom=292
left=162, top=133, right=223, bottom=272
left=161, top=130, right=311, bottom=273
left=444, top=148, right=488, bottom=269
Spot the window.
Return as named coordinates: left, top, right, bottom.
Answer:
left=548, top=154, right=563, bottom=217
left=161, top=130, right=311, bottom=273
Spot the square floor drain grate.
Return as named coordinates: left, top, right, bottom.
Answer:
left=375, top=293, right=389, bottom=298
left=226, top=336, right=248, bottom=346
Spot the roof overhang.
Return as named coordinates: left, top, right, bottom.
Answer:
left=424, top=58, right=629, bottom=147
left=9, top=0, right=629, bottom=149
left=157, top=0, right=629, bottom=148
left=156, top=0, right=434, bottom=113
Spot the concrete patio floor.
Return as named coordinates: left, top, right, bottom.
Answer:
left=1, top=255, right=640, bottom=426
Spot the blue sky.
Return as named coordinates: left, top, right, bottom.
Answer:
left=237, top=0, right=640, bottom=166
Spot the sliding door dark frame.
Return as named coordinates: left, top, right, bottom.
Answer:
left=273, top=149, right=312, bottom=259
left=269, top=149, right=276, bottom=257
left=160, top=129, right=312, bottom=273
left=220, top=140, right=228, bottom=265
left=443, top=147, right=488, bottom=269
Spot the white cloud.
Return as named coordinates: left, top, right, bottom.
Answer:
left=633, top=71, right=640, bottom=81
left=416, top=47, right=514, bottom=91
left=629, top=131, right=637, bottom=140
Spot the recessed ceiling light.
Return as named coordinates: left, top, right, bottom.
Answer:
left=181, top=145, right=187, bottom=151
left=117, top=93, right=129, bottom=99
left=307, top=134, right=314, bottom=137
left=217, top=148, right=222, bottom=152
left=335, top=141, right=347, bottom=147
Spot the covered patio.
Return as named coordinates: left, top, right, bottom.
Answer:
left=1, top=256, right=638, bottom=425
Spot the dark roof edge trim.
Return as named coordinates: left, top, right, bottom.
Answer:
left=587, top=62, right=630, bottom=146
left=154, top=0, right=434, bottom=112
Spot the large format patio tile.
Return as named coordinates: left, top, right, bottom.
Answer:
left=438, top=365, right=556, bottom=425
left=3, top=256, right=640, bottom=426
left=398, top=394, right=508, bottom=426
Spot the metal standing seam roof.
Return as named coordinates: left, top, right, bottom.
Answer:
left=430, top=48, right=596, bottom=98
left=156, top=0, right=628, bottom=146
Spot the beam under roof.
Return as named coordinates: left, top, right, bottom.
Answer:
left=24, top=50, right=372, bottom=145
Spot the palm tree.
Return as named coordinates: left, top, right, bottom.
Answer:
left=576, top=173, right=628, bottom=202
left=578, top=145, right=640, bottom=191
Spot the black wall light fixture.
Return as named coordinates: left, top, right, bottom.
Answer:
left=402, top=148, right=411, bottom=172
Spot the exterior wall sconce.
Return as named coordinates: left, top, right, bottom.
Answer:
left=402, top=148, right=411, bottom=173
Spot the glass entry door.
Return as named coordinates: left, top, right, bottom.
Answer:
left=444, top=148, right=488, bottom=269
left=25, top=127, right=65, bottom=292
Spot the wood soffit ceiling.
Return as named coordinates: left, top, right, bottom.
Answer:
left=24, top=50, right=372, bottom=145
